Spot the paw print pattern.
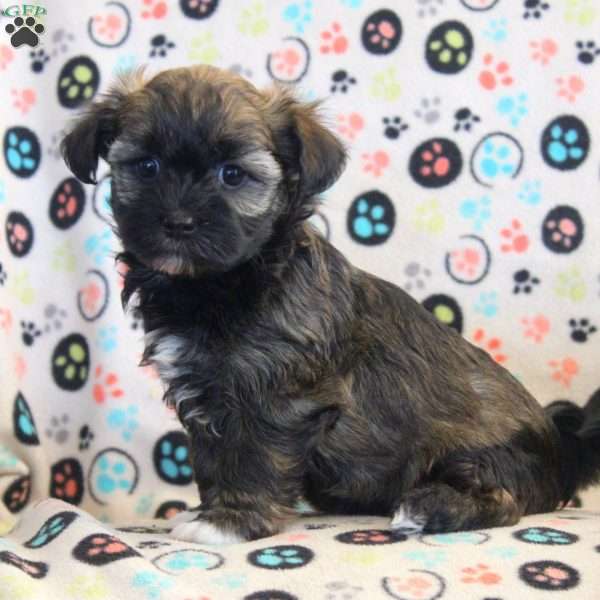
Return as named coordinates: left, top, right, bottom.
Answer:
left=472, top=328, right=507, bottom=363
left=445, top=235, right=491, bottom=284
left=153, top=431, right=193, bottom=485
left=73, top=534, right=140, bottom=566
left=152, top=548, right=224, bottom=573
left=107, top=406, right=139, bottom=442
left=13, top=391, right=39, bottom=445
left=514, top=527, right=579, bottom=545
left=418, top=0, right=445, bottom=19
left=93, top=365, right=124, bottom=404
left=141, top=0, right=168, bottom=19
left=519, top=560, right=579, bottom=591
left=52, top=333, right=90, bottom=391
left=541, top=115, right=589, bottom=170
left=414, top=96, right=441, bottom=124
left=513, top=269, right=540, bottom=294
left=336, top=112, right=364, bottom=141
left=20, top=320, right=41, bottom=346
left=426, top=20, right=473, bottom=74
left=3, top=475, right=31, bottom=513
left=45, top=413, right=70, bottom=444
left=347, top=191, right=395, bottom=245
left=149, top=34, right=175, bottom=58
left=548, top=357, right=579, bottom=387
left=283, top=1, right=313, bottom=34
left=79, top=424, right=95, bottom=450
left=523, top=0, right=550, bottom=20
left=57, top=56, right=100, bottom=109
left=518, top=180, right=541, bottom=206
left=3, top=127, right=41, bottom=177
left=25, top=512, right=78, bottom=548
left=49, top=458, right=84, bottom=505
left=266, top=37, right=309, bottom=83
left=335, top=529, right=408, bottom=545
left=461, top=563, right=501, bottom=584
left=569, top=318, right=597, bottom=343
left=5, top=16, right=45, bottom=48
left=320, top=22, right=348, bottom=55
left=0, top=552, right=48, bottom=579
left=453, top=107, right=480, bottom=132
left=530, top=38, right=558, bottom=65
left=330, top=69, right=356, bottom=93
left=382, top=572, right=446, bottom=600
left=471, top=133, right=523, bottom=187
left=382, top=116, right=408, bottom=139
left=479, top=53, right=514, bottom=90
left=179, top=0, right=219, bottom=20
left=497, top=93, right=528, bottom=127
left=556, top=75, right=585, bottom=103
left=409, top=138, right=463, bottom=188
left=89, top=448, right=139, bottom=504
left=49, top=178, right=86, bottom=229
left=576, top=40, right=600, bottom=64
left=43, top=303, right=68, bottom=333
left=500, top=219, right=529, bottom=254
left=247, top=545, right=314, bottom=569
left=460, top=195, right=492, bottom=231
left=361, top=150, right=390, bottom=177
left=483, top=17, right=508, bottom=42
left=403, top=262, right=432, bottom=293
left=155, top=500, right=187, bottom=519
left=5, top=211, right=34, bottom=257
left=422, top=294, right=464, bottom=333
left=542, top=206, right=584, bottom=254
left=474, top=291, right=498, bottom=318
left=30, top=48, right=49, bottom=72
left=521, top=314, right=550, bottom=343
left=361, top=9, right=402, bottom=55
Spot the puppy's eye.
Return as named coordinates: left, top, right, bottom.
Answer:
left=218, top=164, right=246, bottom=188
left=135, top=158, right=160, bottom=180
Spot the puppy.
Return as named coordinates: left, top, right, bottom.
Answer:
left=62, top=65, right=600, bottom=544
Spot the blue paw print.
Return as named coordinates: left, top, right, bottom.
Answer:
left=14, top=392, right=39, bottom=445
left=132, top=570, right=174, bottom=600
left=97, top=325, right=118, bottom=352
left=518, top=180, right=542, bottom=205
left=481, top=140, right=518, bottom=179
left=25, top=512, right=77, bottom=548
left=107, top=405, right=139, bottom=442
left=340, top=0, right=363, bottom=7
left=486, top=546, right=518, bottom=559
left=459, top=195, right=492, bottom=231
left=474, top=291, right=499, bottom=317
left=541, top=116, right=589, bottom=171
left=0, top=181, right=5, bottom=204
left=97, top=454, right=133, bottom=494
left=3, top=127, right=41, bottom=178
left=497, top=92, right=528, bottom=127
left=249, top=545, right=314, bottom=569
left=515, top=527, right=578, bottom=545
left=427, top=531, right=488, bottom=546
left=166, top=550, right=218, bottom=571
left=348, top=192, right=395, bottom=245
left=484, top=18, right=508, bottom=43
left=153, top=431, right=193, bottom=485
left=549, top=126, right=583, bottom=162
left=403, top=549, right=447, bottom=569
left=84, top=228, right=113, bottom=266
left=113, top=54, right=137, bottom=75
left=283, top=0, right=313, bottom=33
left=212, top=573, right=247, bottom=589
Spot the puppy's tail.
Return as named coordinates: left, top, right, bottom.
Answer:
left=546, top=392, right=600, bottom=503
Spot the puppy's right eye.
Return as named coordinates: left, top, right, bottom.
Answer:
left=135, top=158, right=160, bottom=180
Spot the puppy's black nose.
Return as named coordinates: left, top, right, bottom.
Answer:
left=161, top=213, right=196, bottom=238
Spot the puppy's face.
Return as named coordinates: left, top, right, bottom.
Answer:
left=62, top=66, right=345, bottom=276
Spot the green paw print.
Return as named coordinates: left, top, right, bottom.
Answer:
left=564, top=0, right=597, bottom=26
left=369, top=66, right=401, bottom=101
left=58, top=57, right=100, bottom=109
left=7, top=269, right=35, bottom=305
left=555, top=267, right=586, bottom=302
left=188, top=32, right=220, bottom=64
left=237, top=1, right=269, bottom=37
left=413, top=199, right=445, bottom=234
left=52, top=241, right=77, bottom=272
left=52, top=334, right=90, bottom=391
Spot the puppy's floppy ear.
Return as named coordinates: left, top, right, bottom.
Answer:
left=60, top=69, right=146, bottom=184
left=264, top=87, right=347, bottom=197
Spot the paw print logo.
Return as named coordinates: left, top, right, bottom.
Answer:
left=569, top=318, right=597, bottom=343
left=422, top=294, right=464, bottom=333
left=513, top=269, right=540, bottom=294
left=49, top=458, right=84, bottom=505
left=155, top=500, right=187, bottom=519
left=453, top=107, right=480, bottom=132
left=514, top=527, right=578, bottom=546
left=556, top=75, right=584, bottom=103
left=361, top=150, right=390, bottom=177
left=361, top=9, right=402, bottom=55
left=382, top=116, right=408, bottom=139
left=347, top=191, right=395, bottom=245
left=425, top=20, right=474, bottom=74
left=153, top=431, right=193, bottom=485
left=330, top=69, right=356, bottom=93
left=519, top=560, right=579, bottom=590
left=57, top=56, right=100, bottom=109
left=247, top=545, right=314, bottom=569
left=3, top=127, right=41, bottom=178
left=335, top=529, right=408, bottom=545
left=500, top=219, right=529, bottom=254
left=336, top=112, right=364, bottom=141
left=3, top=474, right=31, bottom=513
left=471, top=133, right=523, bottom=187
left=25, top=512, right=78, bottom=548
left=479, top=53, right=514, bottom=90
left=89, top=448, right=139, bottom=504
left=529, top=38, right=558, bottom=65
left=541, top=115, right=589, bottom=170
left=548, top=357, right=579, bottom=387
left=320, top=22, right=348, bottom=54
left=49, top=177, right=86, bottom=230
left=472, top=329, right=507, bottom=363
left=73, top=533, right=140, bottom=566
left=564, top=0, right=597, bottom=26
left=409, top=138, right=463, bottom=188
left=542, top=205, right=584, bottom=254
left=521, top=314, right=550, bottom=343
left=461, top=563, right=501, bottom=584
left=77, top=270, right=109, bottom=322
left=267, top=37, right=309, bottom=83
left=576, top=40, right=600, bottom=65
left=5, top=16, right=45, bottom=48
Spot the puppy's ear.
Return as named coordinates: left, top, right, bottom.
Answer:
left=60, top=69, right=146, bottom=184
left=264, top=87, right=346, bottom=197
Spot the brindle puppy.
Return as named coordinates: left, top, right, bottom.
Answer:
left=62, top=65, right=600, bottom=544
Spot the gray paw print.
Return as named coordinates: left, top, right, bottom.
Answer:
left=417, top=0, right=445, bottom=18
left=44, top=303, right=67, bottom=333
left=414, top=96, right=441, bottom=124
left=45, top=413, right=70, bottom=444
left=325, top=581, right=364, bottom=600
left=404, top=262, right=432, bottom=292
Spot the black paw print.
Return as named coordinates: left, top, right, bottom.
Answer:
left=382, top=116, right=408, bottom=140
left=0, top=263, right=6, bottom=285
left=136, top=540, right=171, bottom=550
left=576, top=40, right=600, bottom=65
left=21, top=321, right=42, bottom=346
left=569, top=318, right=597, bottom=343
left=513, top=269, right=540, bottom=294
left=149, top=34, right=175, bottom=58
left=331, top=69, right=357, bottom=93
left=30, top=49, right=50, bottom=73
left=5, top=16, right=45, bottom=48
left=454, top=107, right=480, bottom=132
left=78, top=425, right=94, bottom=451
left=523, top=0, right=550, bottom=19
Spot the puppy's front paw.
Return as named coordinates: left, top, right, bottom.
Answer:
left=170, top=518, right=244, bottom=545
left=167, top=508, right=202, bottom=528
left=390, top=505, right=426, bottom=534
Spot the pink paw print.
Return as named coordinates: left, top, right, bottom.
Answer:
left=272, top=48, right=301, bottom=78
left=337, top=112, right=364, bottom=141
left=419, top=141, right=450, bottom=179
left=556, top=75, right=584, bottom=103
left=93, top=365, right=124, bottom=404
left=450, top=247, right=481, bottom=278
left=0, top=44, right=14, bottom=70
left=14, top=353, right=27, bottom=380
left=320, top=22, right=348, bottom=55
left=54, top=181, right=80, bottom=221
left=479, top=53, right=514, bottom=90
left=548, top=357, right=578, bottom=388
left=521, top=314, right=551, bottom=343
left=500, top=219, right=529, bottom=254
left=362, top=151, right=390, bottom=177
left=141, top=0, right=167, bottom=19
left=472, top=329, right=507, bottom=364
left=93, top=12, right=123, bottom=40
left=0, top=307, right=13, bottom=333
left=11, top=88, right=36, bottom=115
left=529, top=38, right=558, bottom=65
left=461, top=563, right=502, bottom=585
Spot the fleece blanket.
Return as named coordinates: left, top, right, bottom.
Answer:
left=1, top=0, right=600, bottom=596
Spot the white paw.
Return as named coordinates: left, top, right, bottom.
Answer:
left=169, top=519, right=244, bottom=545
left=390, top=505, right=426, bottom=534
left=167, top=509, right=202, bottom=528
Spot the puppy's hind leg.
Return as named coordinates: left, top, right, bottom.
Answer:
left=391, top=483, right=521, bottom=534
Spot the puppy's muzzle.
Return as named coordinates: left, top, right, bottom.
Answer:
left=161, top=211, right=196, bottom=239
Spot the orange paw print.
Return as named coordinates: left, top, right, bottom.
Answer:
left=479, top=53, right=514, bottom=90
left=362, top=150, right=390, bottom=177
left=521, top=314, right=551, bottom=343
left=320, top=22, right=348, bottom=54
left=272, top=47, right=301, bottom=78
left=92, top=12, right=123, bottom=40
left=500, top=219, right=529, bottom=254
left=548, top=357, right=579, bottom=388
left=529, top=38, right=558, bottom=65
left=336, top=112, right=364, bottom=141
left=386, top=575, right=434, bottom=598
left=0, top=307, right=13, bottom=333
left=0, top=44, right=14, bottom=70
left=141, top=0, right=167, bottom=19
left=556, top=75, right=584, bottom=103
left=472, top=329, right=507, bottom=364
left=461, top=563, right=502, bottom=585
left=11, top=88, right=35, bottom=115
left=419, top=141, right=451, bottom=179
left=93, top=365, right=124, bottom=404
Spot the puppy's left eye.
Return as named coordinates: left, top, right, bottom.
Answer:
left=218, top=164, right=246, bottom=188
left=135, top=158, right=160, bottom=180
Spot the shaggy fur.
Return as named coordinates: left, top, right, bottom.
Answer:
left=62, top=65, right=600, bottom=543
